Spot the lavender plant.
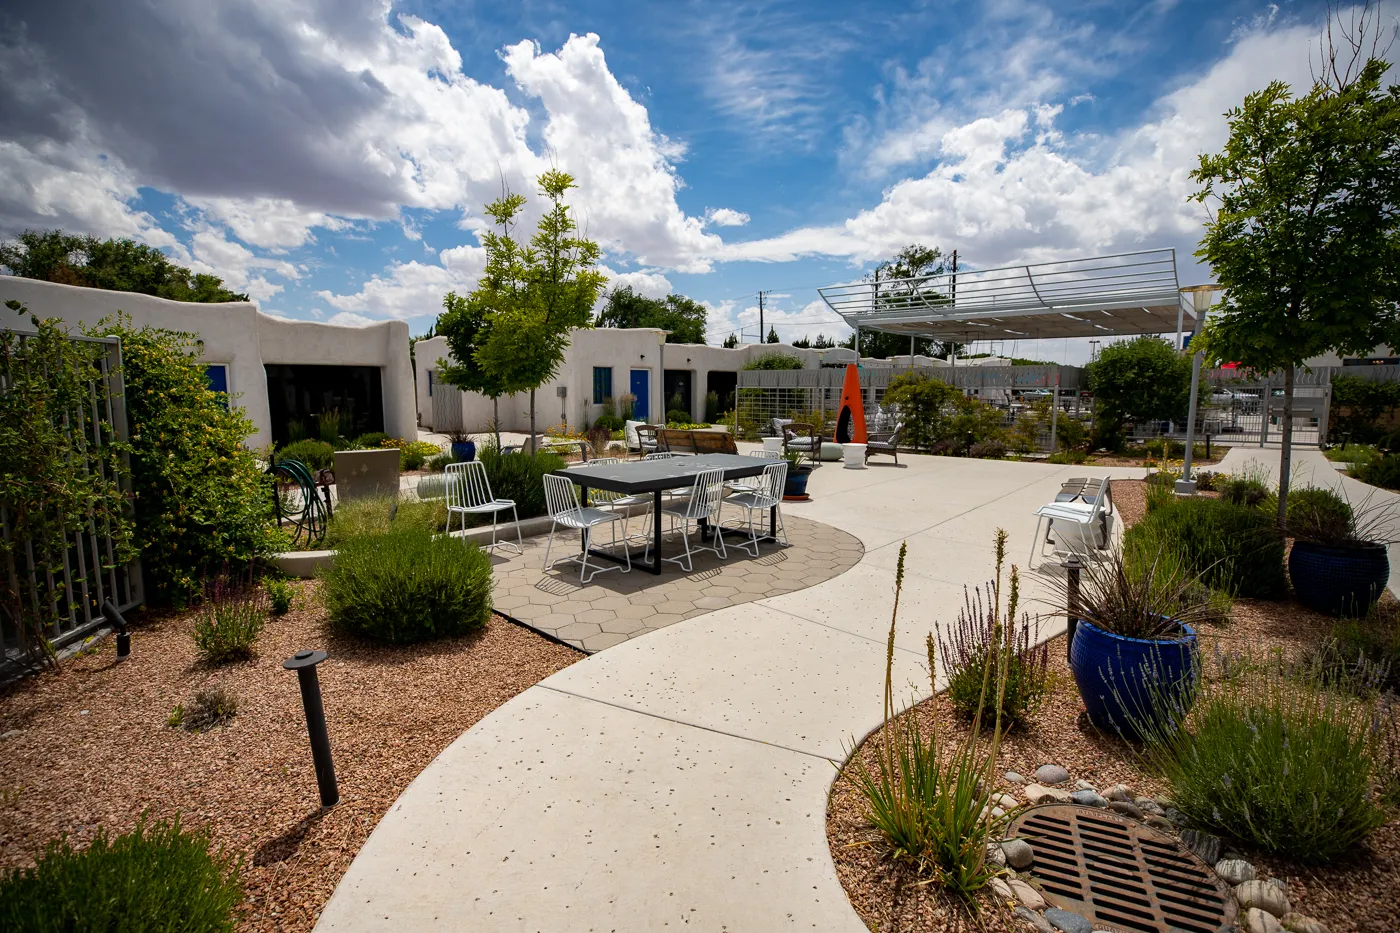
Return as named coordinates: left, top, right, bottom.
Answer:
left=938, top=584, right=1051, bottom=727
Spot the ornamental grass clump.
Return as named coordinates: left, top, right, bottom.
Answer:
left=0, top=814, right=243, bottom=932
left=939, top=584, right=1051, bottom=726
left=193, top=576, right=267, bottom=664
left=1125, top=494, right=1286, bottom=599
left=1142, top=663, right=1394, bottom=863
left=848, top=531, right=1019, bottom=899
left=321, top=523, right=493, bottom=643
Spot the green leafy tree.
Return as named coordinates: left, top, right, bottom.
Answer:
left=1, top=229, right=248, bottom=302
left=88, top=314, right=285, bottom=606
left=766, top=326, right=779, bottom=343
left=883, top=371, right=961, bottom=451
left=474, top=171, right=607, bottom=448
left=1192, top=29, right=1400, bottom=521
left=1086, top=337, right=1192, bottom=448
left=596, top=286, right=707, bottom=343
left=437, top=290, right=512, bottom=448
left=722, top=332, right=739, bottom=348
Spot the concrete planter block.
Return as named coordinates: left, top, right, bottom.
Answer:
left=334, top=448, right=401, bottom=501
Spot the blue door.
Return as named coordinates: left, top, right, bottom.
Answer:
left=630, top=369, right=650, bottom=422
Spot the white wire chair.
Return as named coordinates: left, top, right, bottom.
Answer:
left=721, top=462, right=788, bottom=557
left=583, top=458, right=656, bottom=543
left=645, top=467, right=727, bottom=573
left=727, top=447, right=782, bottom=494
left=541, top=473, right=631, bottom=583
left=445, top=461, right=522, bottom=554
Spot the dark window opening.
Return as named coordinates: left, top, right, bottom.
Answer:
left=593, top=366, right=613, bottom=404
left=706, top=370, right=737, bottom=417
left=664, top=369, right=693, bottom=420
left=265, top=364, right=384, bottom=446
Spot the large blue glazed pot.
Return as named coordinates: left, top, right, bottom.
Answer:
left=783, top=466, right=811, bottom=499
left=1289, top=540, right=1389, bottom=617
left=450, top=440, right=476, bottom=462
left=1070, top=618, right=1198, bottom=741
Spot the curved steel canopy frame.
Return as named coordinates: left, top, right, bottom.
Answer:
left=817, top=248, right=1193, bottom=342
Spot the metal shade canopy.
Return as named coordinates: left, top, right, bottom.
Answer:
left=818, top=249, right=1192, bottom=342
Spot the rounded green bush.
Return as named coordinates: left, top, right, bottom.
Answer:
left=0, top=814, right=243, bottom=932
left=352, top=431, right=392, bottom=449
left=321, top=525, right=493, bottom=643
left=276, top=439, right=335, bottom=471
left=1285, top=486, right=1355, bottom=544
left=1124, top=495, right=1287, bottom=599
left=592, top=414, right=625, bottom=431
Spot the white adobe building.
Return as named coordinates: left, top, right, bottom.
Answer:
left=0, top=276, right=417, bottom=447
left=415, top=330, right=844, bottom=432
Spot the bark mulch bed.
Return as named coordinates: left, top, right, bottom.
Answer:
left=0, top=580, right=579, bottom=932
left=826, top=479, right=1400, bottom=932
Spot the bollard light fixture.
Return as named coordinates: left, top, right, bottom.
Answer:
left=284, top=649, right=339, bottom=807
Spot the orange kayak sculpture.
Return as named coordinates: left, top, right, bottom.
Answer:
left=834, top=363, right=867, bottom=444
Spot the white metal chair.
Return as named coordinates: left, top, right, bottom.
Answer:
left=542, top=473, right=631, bottom=583
left=645, top=467, right=727, bottom=572
left=721, top=462, right=788, bottom=557
left=585, top=458, right=655, bottom=543
left=1029, top=475, right=1115, bottom=569
left=727, top=448, right=781, bottom=494
left=445, top=461, right=521, bottom=554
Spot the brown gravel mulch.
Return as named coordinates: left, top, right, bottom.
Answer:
left=826, top=479, right=1400, bottom=933
left=0, top=581, right=579, bottom=932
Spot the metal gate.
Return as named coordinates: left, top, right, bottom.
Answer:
left=1, top=331, right=141, bottom=667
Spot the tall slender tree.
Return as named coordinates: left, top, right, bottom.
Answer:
left=475, top=171, right=606, bottom=449
left=1192, top=11, right=1400, bottom=521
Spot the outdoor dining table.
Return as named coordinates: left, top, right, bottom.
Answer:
left=553, top=453, right=776, bottom=574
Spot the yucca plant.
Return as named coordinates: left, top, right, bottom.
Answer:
left=848, top=530, right=1019, bottom=899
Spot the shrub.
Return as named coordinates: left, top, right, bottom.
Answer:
left=277, top=439, right=334, bottom=471
left=741, top=352, right=805, bottom=371
left=265, top=577, right=293, bottom=615
left=0, top=814, right=243, bottom=932
left=316, top=408, right=351, bottom=444
left=193, top=577, right=266, bottom=663
left=394, top=439, right=441, bottom=471
left=321, top=524, right=493, bottom=643
left=170, top=686, right=239, bottom=731
left=1306, top=609, right=1400, bottom=694
left=1143, top=666, right=1392, bottom=863
left=967, top=438, right=1006, bottom=459
left=1087, top=336, right=1191, bottom=446
left=1217, top=471, right=1271, bottom=506
left=666, top=408, right=691, bottom=424
left=353, top=431, right=391, bottom=449
left=1329, top=374, right=1400, bottom=445
left=1350, top=453, right=1400, bottom=491
left=704, top=390, right=720, bottom=423
left=938, top=585, right=1051, bottom=726
left=848, top=538, right=1009, bottom=898
left=322, top=495, right=445, bottom=548
left=1047, top=449, right=1088, bottom=464
left=89, top=316, right=285, bottom=606
left=1195, top=470, right=1219, bottom=491
left=592, top=414, right=625, bottom=431
left=478, top=444, right=566, bottom=519
left=1285, top=486, right=1355, bottom=544
left=1125, top=496, right=1287, bottom=599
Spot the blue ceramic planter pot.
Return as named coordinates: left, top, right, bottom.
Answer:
left=1070, top=618, right=1198, bottom=741
left=450, top=441, right=476, bottom=463
left=1289, top=540, right=1388, bottom=617
left=784, top=467, right=811, bottom=498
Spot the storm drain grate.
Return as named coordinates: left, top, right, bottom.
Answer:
left=1005, top=804, right=1236, bottom=933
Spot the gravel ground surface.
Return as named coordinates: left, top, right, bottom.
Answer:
left=827, top=479, right=1400, bottom=932
left=0, top=580, right=579, bottom=932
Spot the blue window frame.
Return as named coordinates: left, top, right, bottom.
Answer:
left=592, top=366, right=612, bottom=404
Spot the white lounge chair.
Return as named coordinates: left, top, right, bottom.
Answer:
left=1029, top=476, right=1115, bottom=569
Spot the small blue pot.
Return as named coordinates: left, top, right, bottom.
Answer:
left=1070, top=618, right=1198, bottom=741
left=451, top=441, right=476, bottom=462
left=1289, top=540, right=1389, bottom=617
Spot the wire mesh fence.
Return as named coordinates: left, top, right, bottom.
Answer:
left=1, top=331, right=141, bottom=667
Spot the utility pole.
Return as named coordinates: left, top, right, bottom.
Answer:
left=758, top=291, right=765, bottom=345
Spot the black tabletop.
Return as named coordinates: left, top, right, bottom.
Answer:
left=554, top=454, right=769, bottom=494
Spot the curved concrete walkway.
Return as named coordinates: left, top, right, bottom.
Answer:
left=315, top=455, right=1144, bottom=932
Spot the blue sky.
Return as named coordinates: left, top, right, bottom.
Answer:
left=2, top=0, right=1393, bottom=361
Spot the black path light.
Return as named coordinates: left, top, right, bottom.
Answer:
left=283, top=649, right=339, bottom=807
left=100, top=599, right=131, bottom=660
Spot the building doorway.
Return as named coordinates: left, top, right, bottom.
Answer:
left=663, top=369, right=694, bottom=421
left=265, top=364, right=384, bottom=445
left=629, top=369, right=651, bottom=424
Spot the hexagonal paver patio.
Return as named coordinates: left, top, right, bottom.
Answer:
left=487, top=514, right=863, bottom=652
